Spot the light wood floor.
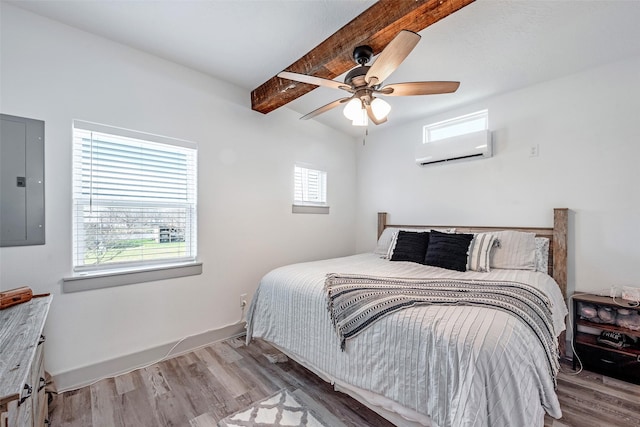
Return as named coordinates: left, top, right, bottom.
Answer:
left=49, top=337, right=640, bottom=427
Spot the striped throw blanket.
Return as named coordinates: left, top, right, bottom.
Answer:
left=325, top=273, right=560, bottom=380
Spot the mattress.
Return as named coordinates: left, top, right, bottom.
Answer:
left=246, top=253, right=568, bottom=427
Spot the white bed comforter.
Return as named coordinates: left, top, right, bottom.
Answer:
left=246, top=253, right=568, bottom=427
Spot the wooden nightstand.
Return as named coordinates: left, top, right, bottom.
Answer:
left=572, top=293, right=640, bottom=384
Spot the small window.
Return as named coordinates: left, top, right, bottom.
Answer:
left=293, top=165, right=329, bottom=214
left=424, top=110, right=488, bottom=143
left=71, top=121, right=197, bottom=274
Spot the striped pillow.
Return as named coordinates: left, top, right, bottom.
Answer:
left=467, top=233, right=498, bottom=272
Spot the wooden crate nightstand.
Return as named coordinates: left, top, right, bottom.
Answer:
left=572, top=293, right=640, bottom=384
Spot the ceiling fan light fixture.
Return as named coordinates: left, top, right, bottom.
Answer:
left=343, top=98, right=363, bottom=120
left=371, top=97, right=391, bottom=121
left=352, top=108, right=368, bottom=126
left=277, top=31, right=458, bottom=126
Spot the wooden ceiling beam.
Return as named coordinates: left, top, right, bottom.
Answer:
left=251, top=0, right=475, bottom=114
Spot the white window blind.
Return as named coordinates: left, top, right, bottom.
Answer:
left=72, top=121, right=197, bottom=273
left=294, top=165, right=327, bottom=206
left=424, top=110, right=488, bottom=143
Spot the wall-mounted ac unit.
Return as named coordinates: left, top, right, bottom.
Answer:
left=416, top=130, right=492, bottom=166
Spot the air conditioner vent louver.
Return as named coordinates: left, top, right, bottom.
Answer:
left=416, top=130, right=492, bottom=166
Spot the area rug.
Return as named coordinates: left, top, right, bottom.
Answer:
left=218, top=388, right=347, bottom=427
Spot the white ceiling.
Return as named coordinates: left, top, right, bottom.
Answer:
left=9, top=0, right=640, bottom=137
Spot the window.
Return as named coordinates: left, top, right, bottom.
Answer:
left=423, top=109, right=488, bottom=143
left=71, top=121, right=197, bottom=275
left=293, top=165, right=329, bottom=214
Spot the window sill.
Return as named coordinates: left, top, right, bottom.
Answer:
left=292, top=204, right=330, bottom=214
left=62, top=262, right=203, bottom=293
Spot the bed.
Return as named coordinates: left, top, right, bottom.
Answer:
left=246, top=208, right=569, bottom=427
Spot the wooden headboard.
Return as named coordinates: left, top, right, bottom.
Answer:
left=377, top=208, right=569, bottom=298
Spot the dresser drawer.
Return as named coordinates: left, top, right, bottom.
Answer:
left=575, top=343, right=640, bottom=384
left=31, top=343, right=47, bottom=426
left=0, top=296, right=52, bottom=427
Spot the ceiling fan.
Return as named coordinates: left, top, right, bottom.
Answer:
left=278, top=30, right=460, bottom=126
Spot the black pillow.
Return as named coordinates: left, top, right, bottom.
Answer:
left=424, top=230, right=474, bottom=272
left=390, top=231, right=430, bottom=264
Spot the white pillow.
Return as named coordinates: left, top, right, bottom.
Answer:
left=374, top=227, right=400, bottom=256
left=490, top=230, right=536, bottom=270
left=467, top=233, right=498, bottom=272
left=385, top=230, right=400, bottom=259
left=535, top=237, right=550, bottom=273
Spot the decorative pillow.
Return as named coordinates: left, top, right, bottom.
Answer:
left=467, top=233, right=498, bottom=272
left=385, top=230, right=399, bottom=259
left=378, top=227, right=455, bottom=258
left=534, top=237, right=550, bottom=273
left=424, top=230, right=474, bottom=272
left=386, top=229, right=431, bottom=259
left=374, top=227, right=399, bottom=256
left=389, top=231, right=430, bottom=264
left=490, top=230, right=536, bottom=271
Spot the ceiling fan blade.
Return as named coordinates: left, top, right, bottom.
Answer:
left=365, top=30, right=421, bottom=86
left=278, top=71, right=350, bottom=92
left=378, top=81, right=460, bottom=96
left=300, top=97, right=352, bottom=120
left=365, top=103, right=387, bottom=125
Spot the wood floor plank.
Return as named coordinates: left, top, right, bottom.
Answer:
left=601, top=375, right=640, bottom=400
left=117, top=375, right=162, bottom=427
left=189, top=411, right=218, bottom=427
left=195, top=347, right=251, bottom=399
left=558, top=369, right=640, bottom=404
left=158, top=356, right=207, bottom=421
left=90, top=378, right=124, bottom=427
left=140, top=360, right=194, bottom=426
left=51, top=386, right=92, bottom=426
left=50, top=337, right=640, bottom=427
left=545, top=363, right=640, bottom=427
left=556, top=377, right=640, bottom=418
left=556, top=386, right=640, bottom=426
left=555, top=404, right=617, bottom=427
left=143, top=364, right=171, bottom=397
left=226, top=336, right=246, bottom=349
left=210, top=341, right=243, bottom=364
left=114, top=372, right=136, bottom=395
left=201, top=348, right=250, bottom=398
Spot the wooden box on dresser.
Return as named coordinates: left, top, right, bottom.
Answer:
left=0, top=296, right=52, bottom=427
left=572, top=293, right=640, bottom=385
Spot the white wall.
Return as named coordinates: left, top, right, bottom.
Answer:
left=0, top=3, right=356, bottom=382
left=356, top=56, right=640, bottom=296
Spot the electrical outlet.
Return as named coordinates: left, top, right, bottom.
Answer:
left=240, top=293, right=248, bottom=308
left=529, top=144, right=539, bottom=157
left=610, top=286, right=617, bottom=298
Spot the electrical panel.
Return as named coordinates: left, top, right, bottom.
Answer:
left=1, top=114, right=45, bottom=246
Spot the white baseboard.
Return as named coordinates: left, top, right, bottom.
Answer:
left=53, top=322, right=246, bottom=392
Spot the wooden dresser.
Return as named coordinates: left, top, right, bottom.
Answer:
left=0, top=296, right=52, bottom=427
